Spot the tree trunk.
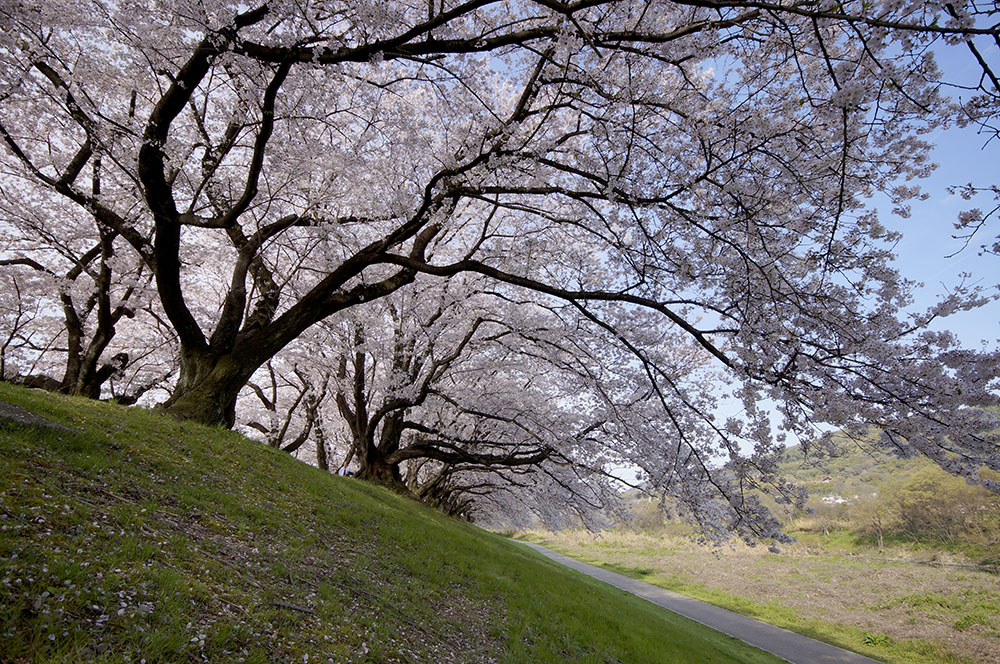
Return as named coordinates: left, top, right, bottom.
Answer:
left=315, top=427, right=329, bottom=472
left=59, top=300, right=84, bottom=394
left=356, top=454, right=409, bottom=494
left=69, top=330, right=119, bottom=399
left=160, top=346, right=257, bottom=427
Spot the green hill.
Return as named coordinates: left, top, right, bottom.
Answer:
left=0, top=382, right=783, bottom=664
left=776, top=438, right=927, bottom=503
left=774, top=437, right=1000, bottom=562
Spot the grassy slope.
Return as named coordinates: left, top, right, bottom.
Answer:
left=0, top=383, right=784, bottom=664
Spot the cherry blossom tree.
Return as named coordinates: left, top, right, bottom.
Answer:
left=952, top=183, right=1000, bottom=256
left=0, top=268, right=57, bottom=384
left=329, top=280, right=577, bottom=482
left=255, top=274, right=710, bottom=529
left=0, top=175, right=174, bottom=400
left=224, top=267, right=714, bottom=528
left=1, top=0, right=999, bottom=539
left=240, top=356, right=330, bottom=455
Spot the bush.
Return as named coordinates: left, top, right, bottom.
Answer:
left=853, top=466, right=1000, bottom=551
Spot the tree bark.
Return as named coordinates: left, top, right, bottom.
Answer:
left=314, top=424, right=329, bottom=472
left=160, top=347, right=257, bottom=427
left=356, top=454, right=408, bottom=493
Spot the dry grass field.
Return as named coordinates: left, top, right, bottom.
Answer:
left=524, top=529, right=1000, bottom=664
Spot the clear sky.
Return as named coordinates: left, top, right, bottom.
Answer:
left=883, top=125, right=997, bottom=350
left=877, top=44, right=998, bottom=351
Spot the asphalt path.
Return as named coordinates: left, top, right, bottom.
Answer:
left=516, top=540, right=883, bottom=664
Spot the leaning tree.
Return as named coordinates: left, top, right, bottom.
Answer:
left=1, top=0, right=998, bottom=539
left=237, top=272, right=725, bottom=530
left=318, top=274, right=646, bottom=510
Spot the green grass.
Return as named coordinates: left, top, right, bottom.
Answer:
left=0, top=382, right=785, bottom=663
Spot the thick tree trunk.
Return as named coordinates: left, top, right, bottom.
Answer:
left=356, top=454, right=409, bottom=494
left=161, top=346, right=258, bottom=427
left=354, top=409, right=416, bottom=494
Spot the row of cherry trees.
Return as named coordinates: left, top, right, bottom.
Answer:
left=1, top=0, right=999, bottom=537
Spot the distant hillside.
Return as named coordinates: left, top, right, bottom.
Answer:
left=623, top=438, right=931, bottom=524
left=0, top=382, right=782, bottom=664
left=776, top=438, right=932, bottom=505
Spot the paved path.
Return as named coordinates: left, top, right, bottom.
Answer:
left=516, top=540, right=882, bottom=664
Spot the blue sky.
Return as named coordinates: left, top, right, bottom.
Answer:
left=878, top=43, right=998, bottom=351
left=883, top=122, right=997, bottom=350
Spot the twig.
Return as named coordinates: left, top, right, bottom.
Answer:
left=271, top=599, right=315, bottom=614
left=219, top=595, right=252, bottom=618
